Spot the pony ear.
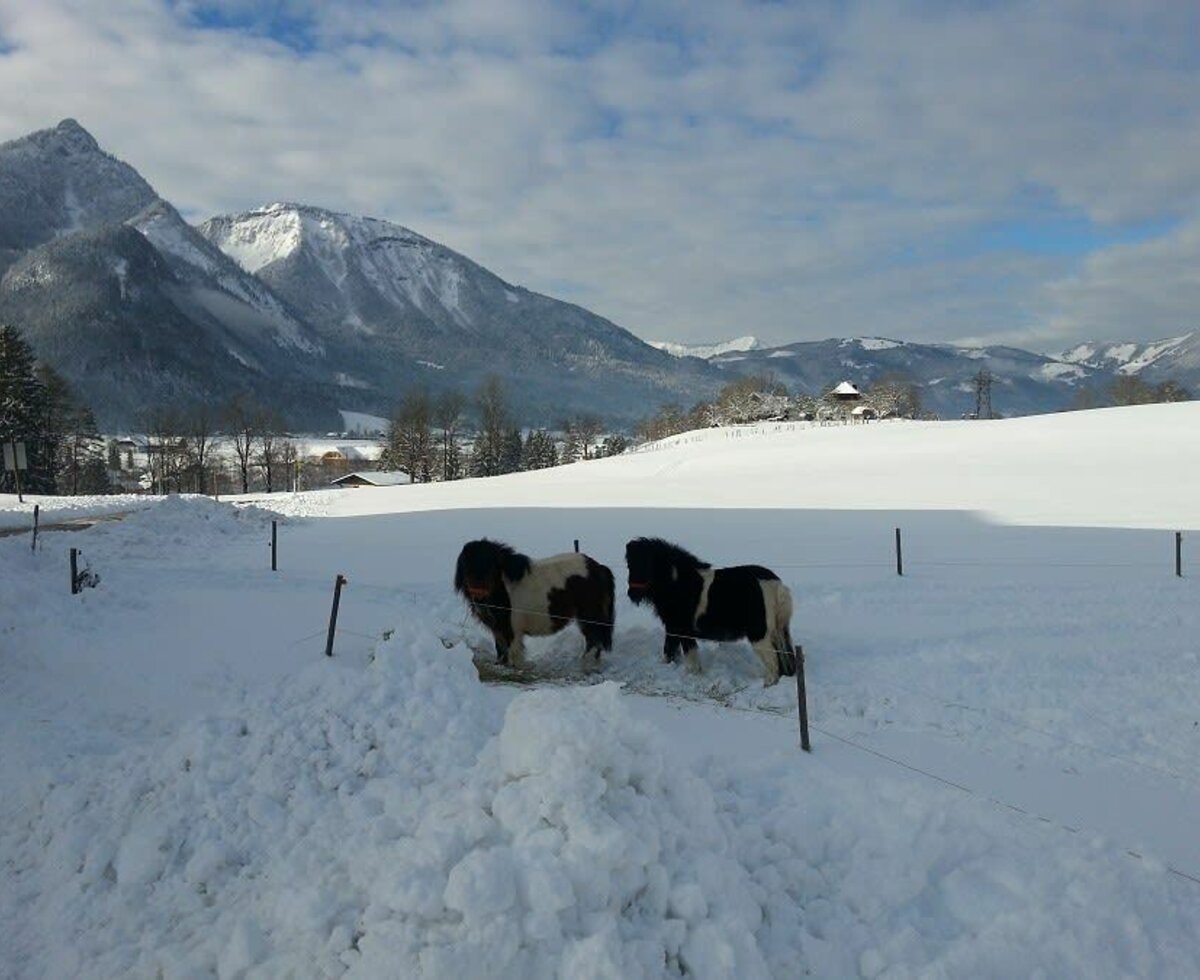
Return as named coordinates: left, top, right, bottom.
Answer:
left=502, top=551, right=532, bottom=581
left=454, top=552, right=466, bottom=592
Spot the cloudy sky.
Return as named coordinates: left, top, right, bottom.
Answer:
left=0, top=1, right=1197, bottom=352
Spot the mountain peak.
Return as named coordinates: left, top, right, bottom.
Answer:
left=53, top=118, right=99, bottom=150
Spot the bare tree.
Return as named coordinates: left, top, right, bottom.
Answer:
left=223, top=395, right=260, bottom=494
left=470, top=376, right=512, bottom=477
left=280, top=438, right=300, bottom=491
left=183, top=402, right=216, bottom=494
left=143, top=404, right=188, bottom=494
left=385, top=387, right=434, bottom=482
left=256, top=409, right=287, bottom=493
left=434, top=390, right=466, bottom=481
left=575, top=414, right=604, bottom=459
left=868, top=373, right=922, bottom=419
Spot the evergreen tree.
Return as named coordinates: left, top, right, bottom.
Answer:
left=500, top=426, right=523, bottom=474
left=522, top=430, right=559, bottom=470
left=599, top=434, right=629, bottom=457
left=559, top=421, right=581, bottom=463
left=0, top=325, right=53, bottom=493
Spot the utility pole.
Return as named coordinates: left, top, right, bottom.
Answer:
left=973, top=369, right=993, bottom=420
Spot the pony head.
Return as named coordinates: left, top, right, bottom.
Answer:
left=454, top=539, right=532, bottom=602
left=624, top=537, right=707, bottom=604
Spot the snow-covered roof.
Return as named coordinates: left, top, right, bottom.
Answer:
left=330, top=470, right=412, bottom=487
left=833, top=381, right=861, bottom=396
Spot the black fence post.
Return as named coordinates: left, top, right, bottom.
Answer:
left=70, top=547, right=79, bottom=595
left=895, top=527, right=903, bottom=576
left=574, top=539, right=579, bottom=553
left=31, top=504, right=39, bottom=553
left=325, top=575, right=348, bottom=658
left=795, top=644, right=811, bottom=752
left=1177, top=531, right=1183, bottom=578
left=271, top=520, right=278, bottom=572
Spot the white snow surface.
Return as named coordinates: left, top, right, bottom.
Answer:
left=852, top=337, right=902, bottom=351
left=3, top=405, right=1200, bottom=978
left=649, top=336, right=759, bottom=360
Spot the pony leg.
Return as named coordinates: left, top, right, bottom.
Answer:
left=580, top=620, right=610, bottom=660
left=682, top=639, right=702, bottom=674
left=494, top=635, right=510, bottom=666
left=752, top=638, right=781, bottom=686
left=579, top=625, right=604, bottom=671
left=775, top=625, right=797, bottom=677
left=507, top=634, right=527, bottom=667
left=663, top=635, right=681, bottom=664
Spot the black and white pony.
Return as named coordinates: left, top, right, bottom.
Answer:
left=624, top=537, right=798, bottom=685
left=455, top=539, right=615, bottom=668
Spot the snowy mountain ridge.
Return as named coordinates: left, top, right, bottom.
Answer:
left=198, top=201, right=724, bottom=423
left=649, top=335, right=760, bottom=360
left=1057, top=333, right=1197, bottom=375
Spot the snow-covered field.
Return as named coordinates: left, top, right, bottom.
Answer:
left=2, top=404, right=1199, bottom=978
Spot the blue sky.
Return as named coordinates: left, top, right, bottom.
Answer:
left=1, top=0, right=1198, bottom=351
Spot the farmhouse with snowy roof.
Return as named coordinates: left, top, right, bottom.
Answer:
left=831, top=380, right=862, bottom=401
left=330, top=470, right=413, bottom=488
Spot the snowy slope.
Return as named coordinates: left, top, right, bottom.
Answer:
left=3, top=376, right=1200, bottom=975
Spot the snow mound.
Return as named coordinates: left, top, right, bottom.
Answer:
left=5, top=633, right=770, bottom=978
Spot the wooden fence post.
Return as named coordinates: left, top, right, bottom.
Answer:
left=325, top=575, right=348, bottom=658
left=795, top=644, right=811, bottom=752
left=574, top=539, right=579, bottom=553
left=31, top=504, right=39, bottom=553
left=70, top=547, right=79, bottom=595
left=1177, top=531, right=1183, bottom=578
left=895, top=527, right=903, bottom=576
left=271, top=520, right=278, bottom=572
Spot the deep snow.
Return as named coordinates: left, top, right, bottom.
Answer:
left=3, top=405, right=1200, bottom=978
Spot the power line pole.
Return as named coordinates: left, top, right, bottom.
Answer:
left=974, top=369, right=993, bottom=420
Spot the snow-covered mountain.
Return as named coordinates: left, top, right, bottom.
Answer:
left=0, top=122, right=346, bottom=428
left=199, top=203, right=723, bottom=423
left=649, top=336, right=760, bottom=360
left=703, top=336, right=1102, bottom=418
left=0, top=119, right=158, bottom=276
left=1057, top=333, right=1200, bottom=380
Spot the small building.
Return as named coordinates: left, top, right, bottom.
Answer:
left=850, top=405, right=878, bottom=423
left=330, top=470, right=412, bottom=489
left=831, top=381, right=862, bottom=402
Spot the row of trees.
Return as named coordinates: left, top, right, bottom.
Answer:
left=136, top=397, right=299, bottom=495
left=635, top=374, right=924, bottom=443
left=1071, top=376, right=1192, bottom=411
left=380, top=376, right=629, bottom=483
left=0, top=324, right=109, bottom=496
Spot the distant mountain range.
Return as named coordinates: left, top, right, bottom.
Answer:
left=0, top=119, right=1194, bottom=430
left=648, top=336, right=760, bottom=360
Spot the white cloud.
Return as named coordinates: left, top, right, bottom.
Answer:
left=0, top=0, right=1197, bottom=350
